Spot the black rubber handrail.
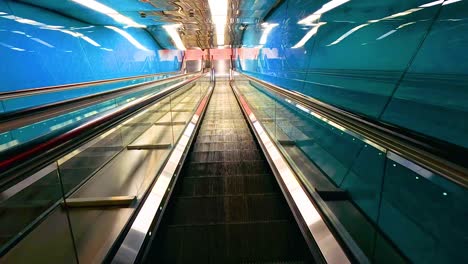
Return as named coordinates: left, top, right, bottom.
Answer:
left=0, top=47, right=191, bottom=101
left=238, top=71, right=468, bottom=188
left=0, top=74, right=204, bottom=191
left=0, top=72, right=200, bottom=133
left=0, top=71, right=181, bottom=100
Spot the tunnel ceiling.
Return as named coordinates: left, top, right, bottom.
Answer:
left=16, top=0, right=280, bottom=49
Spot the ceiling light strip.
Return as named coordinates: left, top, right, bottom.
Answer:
left=208, top=0, right=228, bottom=46
left=163, top=24, right=186, bottom=51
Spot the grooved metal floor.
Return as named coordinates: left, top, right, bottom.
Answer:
left=145, top=82, right=313, bottom=263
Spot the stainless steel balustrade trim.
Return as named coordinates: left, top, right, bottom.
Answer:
left=280, top=97, right=388, bottom=153
left=0, top=74, right=207, bottom=258
left=0, top=74, right=204, bottom=189
left=236, top=71, right=468, bottom=188
left=111, top=76, right=215, bottom=264
left=0, top=72, right=200, bottom=133
left=0, top=71, right=181, bottom=100
left=230, top=81, right=352, bottom=264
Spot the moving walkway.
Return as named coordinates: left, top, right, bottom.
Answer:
left=0, top=69, right=466, bottom=264
left=141, top=81, right=314, bottom=263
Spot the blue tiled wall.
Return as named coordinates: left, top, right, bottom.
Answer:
left=236, top=0, right=468, bottom=149
left=0, top=1, right=183, bottom=92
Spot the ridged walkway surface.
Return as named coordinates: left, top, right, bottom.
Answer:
left=145, top=81, right=313, bottom=263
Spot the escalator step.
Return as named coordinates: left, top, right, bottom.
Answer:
left=189, top=149, right=263, bottom=163
left=152, top=221, right=310, bottom=263
left=196, top=134, right=253, bottom=143
left=163, top=194, right=292, bottom=225
left=183, top=160, right=271, bottom=176
left=178, top=174, right=278, bottom=197
left=192, top=141, right=258, bottom=152
left=145, top=82, right=313, bottom=263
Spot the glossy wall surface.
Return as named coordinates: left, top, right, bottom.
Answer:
left=0, top=1, right=183, bottom=92
left=234, top=76, right=468, bottom=264
left=235, top=0, right=468, bottom=149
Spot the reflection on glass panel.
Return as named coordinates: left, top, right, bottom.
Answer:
left=0, top=77, right=190, bottom=154
left=0, top=76, right=210, bottom=262
left=341, top=143, right=386, bottom=221
left=234, top=76, right=467, bottom=264
left=58, top=125, right=125, bottom=196
left=0, top=74, right=177, bottom=114
left=0, top=163, right=77, bottom=263
left=1, top=99, right=117, bottom=152
left=235, top=0, right=468, bottom=150
left=60, top=80, right=208, bottom=263
left=234, top=76, right=389, bottom=260
left=379, top=153, right=468, bottom=264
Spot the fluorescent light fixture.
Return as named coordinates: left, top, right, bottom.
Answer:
left=397, top=21, right=417, bottom=29
left=383, top=8, right=422, bottom=19
left=294, top=0, right=348, bottom=46
left=0, top=41, right=25, bottom=51
left=292, top=22, right=325, bottom=48
left=31, top=38, right=55, bottom=48
left=71, top=26, right=95, bottom=30
left=327, top=23, right=369, bottom=46
left=419, top=0, right=444, bottom=7
left=208, top=0, right=228, bottom=46
left=58, top=29, right=81, bottom=38
left=314, top=0, right=350, bottom=14
left=375, top=21, right=417, bottom=41
left=72, top=0, right=145, bottom=28
left=443, top=0, right=462, bottom=5
left=81, top=35, right=101, bottom=47
left=163, top=24, right=186, bottom=50
left=298, top=14, right=321, bottom=25
left=14, top=17, right=45, bottom=27
left=57, top=28, right=101, bottom=46
left=259, top=23, right=278, bottom=45
left=376, top=29, right=397, bottom=40
left=298, top=0, right=350, bottom=25
left=106, top=26, right=149, bottom=51
left=216, top=34, right=225, bottom=46
left=11, top=31, right=26, bottom=35
left=42, top=25, right=64, bottom=29
left=365, top=8, right=422, bottom=25
left=1, top=14, right=101, bottom=47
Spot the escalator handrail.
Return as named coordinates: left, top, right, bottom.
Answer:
left=0, top=72, right=201, bottom=133
left=0, top=71, right=181, bottom=100
left=237, top=71, right=468, bottom=188
left=0, top=74, right=204, bottom=190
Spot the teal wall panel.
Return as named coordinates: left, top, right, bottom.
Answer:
left=237, top=0, right=468, bottom=148
left=237, top=2, right=468, bottom=257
